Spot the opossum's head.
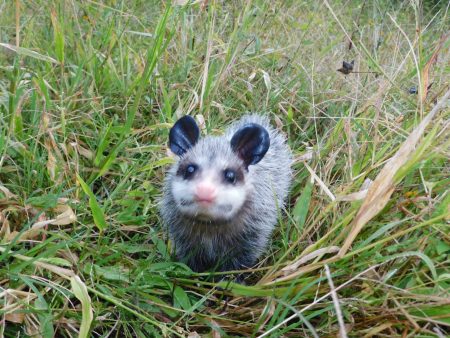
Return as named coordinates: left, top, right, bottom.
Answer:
left=168, top=116, right=270, bottom=222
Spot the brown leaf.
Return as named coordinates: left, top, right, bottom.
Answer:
left=51, top=204, right=77, bottom=225
left=45, top=138, right=57, bottom=181
left=421, top=34, right=448, bottom=103
left=73, top=142, right=94, bottom=160
left=0, top=184, right=17, bottom=199
left=5, top=311, right=25, bottom=323
left=4, top=202, right=76, bottom=242
left=0, top=212, right=11, bottom=239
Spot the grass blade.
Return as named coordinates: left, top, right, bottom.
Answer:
left=50, top=8, right=64, bottom=64
left=71, top=276, right=93, bottom=338
left=76, top=173, right=108, bottom=231
left=292, top=178, right=313, bottom=231
left=0, top=43, right=58, bottom=63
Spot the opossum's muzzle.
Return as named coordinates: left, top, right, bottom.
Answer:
left=218, top=204, right=233, bottom=213
left=178, top=199, right=236, bottom=221
left=179, top=199, right=193, bottom=206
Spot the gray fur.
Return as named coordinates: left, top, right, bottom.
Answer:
left=159, top=114, right=292, bottom=273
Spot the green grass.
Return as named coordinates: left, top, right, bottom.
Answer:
left=1, top=0, right=449, bottom=337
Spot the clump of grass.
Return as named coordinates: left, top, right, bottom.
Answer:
left=1, top=1, right=449, bottom=337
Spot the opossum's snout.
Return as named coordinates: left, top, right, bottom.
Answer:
left=194, top=183, right=217, bottom=204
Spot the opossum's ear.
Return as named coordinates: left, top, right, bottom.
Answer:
left=231, top=123, right=270, bottom=167
left=169, top=116, right=200, bottom=156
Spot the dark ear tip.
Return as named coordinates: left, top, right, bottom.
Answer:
left=236, top=123, right=270, bottom=143
left=248, top=123, right=270, bottom=146
left=169, top=115, right=200, bottom=156
left=170, top=116, right=199, bottom=136
left=176, top=115, right=197, bottom=125
left=230, top=123, right=270, bottom=166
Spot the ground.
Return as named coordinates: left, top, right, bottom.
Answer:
left=0, top=0, right=449, bottom=337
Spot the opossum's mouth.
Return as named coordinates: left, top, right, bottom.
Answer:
left=179, top=199, right=234, bottom=221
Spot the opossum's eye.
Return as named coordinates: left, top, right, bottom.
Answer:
left=184, top=164, right=198, bottom=180
left=223, top=169, right=237, bottom=184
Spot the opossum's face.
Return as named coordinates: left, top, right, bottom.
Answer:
left=167, top=116, right=270, bottom=222
left=171, top=153, right=248, bottom=221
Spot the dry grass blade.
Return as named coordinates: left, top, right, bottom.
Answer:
left=304, top=162, right=336, bottom=201
left=281, top=246, right=340, bottom=274
left=339, top=89, right=450, bottom=256
left=362, top=323, right=394, bottom=338
left=421, top=34, right=448, bottom=103
left=337, top=179, right=373, bottom=202
left=44, top=138, right=57, bottom=181
left=337, top=188, right=369, bottom=202
left=0, top=246, right=75, bottom=279
left=325, top=265, right=348, bottom=338
left=0, top=184, right=17, bottom=199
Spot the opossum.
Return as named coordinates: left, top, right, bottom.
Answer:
left=160, top=114, right=292, bottom=274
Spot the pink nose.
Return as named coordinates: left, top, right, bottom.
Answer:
left=194, top=184, right=217, bottom=203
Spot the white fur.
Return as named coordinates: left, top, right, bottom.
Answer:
left=171, top=169, right=250, bottom=221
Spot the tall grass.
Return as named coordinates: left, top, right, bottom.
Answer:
left=1, top=0, right=449, bottom=337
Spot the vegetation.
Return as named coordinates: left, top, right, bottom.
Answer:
left=0, top=0, right=449, bottom=336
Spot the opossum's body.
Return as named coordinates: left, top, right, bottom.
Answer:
left=160, top=115, right=292, bottom=273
